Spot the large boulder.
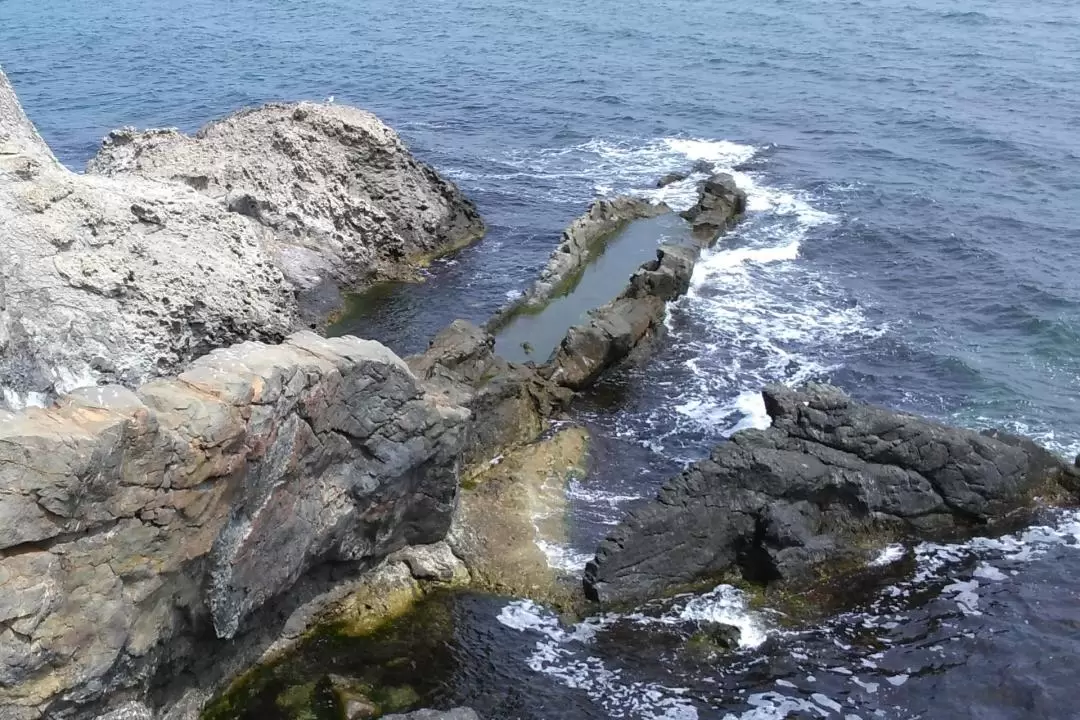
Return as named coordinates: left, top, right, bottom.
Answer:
left=87, top=102, right=484, bottom=298
left=0, top=332, right=467, bottom=720
left=584, top=383, right=1079, bottom=605
left=0, top=68, right=295, bottom=408
left=0, top=67, right=483, bottom=409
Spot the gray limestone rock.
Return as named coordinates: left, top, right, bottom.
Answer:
left=87, top=102, right=484, bottom=296
left=0, top=67, right=482, bottom=408
left=584, top=383, right=1079, bottom=605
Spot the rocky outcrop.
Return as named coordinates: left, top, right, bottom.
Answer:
left=489, top=196, right=670, bottom=327
left=87, top=102, right=484, bottom=299
left=543, top=243, right=697, bottom=390
left=0, top=67, right=482, bottom=408
left=656, top=172, right=688, bottom=188
left=584, top=383, right=1079, bottom=605
left=0, top=68, right=294, bottom=408
left=0, top=331, right=467, bottom=720
left=679, top=172, right=747, bottom=244
left=408, top=320, right=572, bottom=468
left=539, top=174, right=745, bottom=391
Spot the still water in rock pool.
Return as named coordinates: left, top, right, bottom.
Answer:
left=6, top=0, right=1080, bottom=716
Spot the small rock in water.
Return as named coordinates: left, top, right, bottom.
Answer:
left=691, top=159, right=716, bottom=174
left=684, top=622, right=742, bottom=661
left=656, top=171, right=689, bottom=188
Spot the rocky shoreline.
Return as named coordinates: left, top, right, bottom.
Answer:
left=3, top=65, right=1077, bottom=720
left=1, top=65, right=748, bottom=719
left=0, top=67, right=483, bottom=410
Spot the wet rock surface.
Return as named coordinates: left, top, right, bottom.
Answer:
left=382, top=709, right=481, bottom=720
left=680, top=172, right=748, bottom=244
left=543, top=243, right=697, bottom=390
left=0, top=332, right=467, bottom=720
left=408, top=320, right=572, bottom=468
left=584, top=383, right=1079, bottom=605
left=448, top=426, right=590, bottom=608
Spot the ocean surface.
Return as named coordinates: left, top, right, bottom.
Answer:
left=5, top=0, right=1080, bottom=717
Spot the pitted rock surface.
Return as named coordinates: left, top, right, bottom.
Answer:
left=0, top=67, right=481, bottom=408
left=87, top=101, right=484, bottom=293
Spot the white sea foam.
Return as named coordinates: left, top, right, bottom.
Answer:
left=497, top=600, right=700, bottom=719
left=868, top=544, right=906, bottom=567
left=1, top=363, right=97, bottom=412
left=534, top=538, right=594, bottom=574
left=663, top=585, right=769, bottom=649
left=1, top=386, right=47, bottom=411
left=493, top=135, right=758, bottom=208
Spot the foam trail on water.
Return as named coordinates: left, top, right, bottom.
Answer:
left=497, top=600, right=700, bottom=719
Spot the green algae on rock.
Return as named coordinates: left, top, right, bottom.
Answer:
left=201, top=590, right=464, bottom=720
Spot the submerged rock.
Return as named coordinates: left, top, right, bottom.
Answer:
left=448, top=426, right=590, bottom=608
left=383, top=710, right=480, bottom=720
left=0, top=67, right=482, bottom=407
left=0, top=332, right=467, bottom=719
left=87, top=102, right=484, bottom=301
left=584, top=383, right=1080, bottom=605
left=656, top=171, right=689, bottom=188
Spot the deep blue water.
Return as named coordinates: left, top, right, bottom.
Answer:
left=5, top=0, right=1080, bottom=717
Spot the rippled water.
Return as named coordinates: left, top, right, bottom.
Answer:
left=5, top=0, right=1080, bottom=717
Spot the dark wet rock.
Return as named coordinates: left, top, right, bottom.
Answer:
left=691, top=159, right=716, bottom=175
left=656, top=171, right=688, bottom=188
left=680, top=172, right=748, bottom=245
left=493, top=196, right=671, bottom=322
left=409, top=320, right=572, bottom=467
left=544, top=294, right=666, bottom=390
left=683, top=623, right=742, bottom=661
left=624, top=243, right=699, bottom=302
left=698, top=622, right=742, bottom=650
left=584, top=383, right=1080, bottom=605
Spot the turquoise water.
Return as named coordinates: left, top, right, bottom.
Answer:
left=5, top=0, right=1080, bottom=717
